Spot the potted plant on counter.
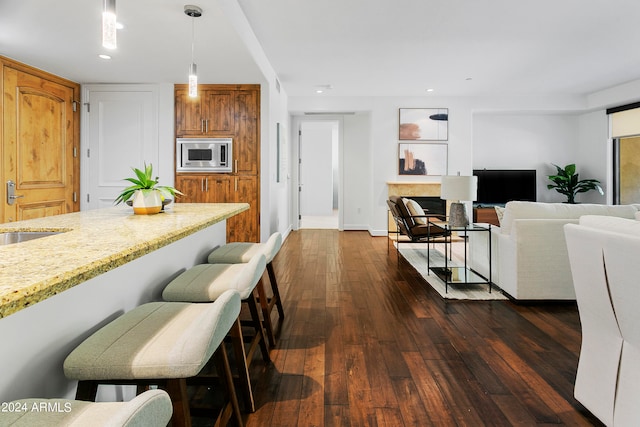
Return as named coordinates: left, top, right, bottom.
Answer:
left=114, top=163, right=183, bottom=214
left=547, top=163, right=604, bottom=204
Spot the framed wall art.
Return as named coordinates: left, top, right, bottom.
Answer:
left=398, top=143, right=448, bottom=176
left=399, top=108, right=448, bottom=141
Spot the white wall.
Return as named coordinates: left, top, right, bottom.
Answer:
left=261, top=82, right=291, bottom=242
left=472, top=113, right=581, bottom=203
left=218, top=0, right=292, bottom=243
left=343, top=113, right=371, bottom=230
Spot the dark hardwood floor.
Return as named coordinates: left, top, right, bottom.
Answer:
left=240, top=229, right=601, bottom=426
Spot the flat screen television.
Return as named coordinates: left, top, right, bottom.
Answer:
left=473, top=169, right=537, bottom=205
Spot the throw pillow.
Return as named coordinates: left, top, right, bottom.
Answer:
left=494, top=206, right=505, bottom=226
left=404, top=198, right=427, bottom=224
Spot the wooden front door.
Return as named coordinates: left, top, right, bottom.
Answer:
left=2, top=63, right=78, bottom=222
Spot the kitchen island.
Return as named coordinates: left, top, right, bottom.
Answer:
left=0, top=203, right=248, bottom=402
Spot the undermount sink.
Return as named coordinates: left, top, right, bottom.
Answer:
left=0, top=231, right=65, bottom=245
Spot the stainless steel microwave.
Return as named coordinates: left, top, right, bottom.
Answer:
left=176, top=138, right=233, bottom=172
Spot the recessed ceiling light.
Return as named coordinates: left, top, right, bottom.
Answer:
left=116, top=22, right=124, bottom=30
left=426, top=88, right=434, bottom=92
left=315, top=84, right=332, bottom=94
left=98, top=54, right=112, bottom=60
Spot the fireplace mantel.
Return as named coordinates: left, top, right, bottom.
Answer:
left=386, top=181, right=441, bottom=197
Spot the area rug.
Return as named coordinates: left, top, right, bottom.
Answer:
left=396, top=243, right=507, bottom=301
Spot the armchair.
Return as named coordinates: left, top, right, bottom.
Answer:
left=387, top=195, right=449, bottom=254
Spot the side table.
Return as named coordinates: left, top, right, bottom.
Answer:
left=427, top=221, right=492, bottom=293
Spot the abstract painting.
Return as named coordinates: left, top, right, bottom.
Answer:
left=399, top=108, right=448, bottom=141
left=398, top=143, right=448, bottom=176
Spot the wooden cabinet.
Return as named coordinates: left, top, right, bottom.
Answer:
left=233, top=89, right=259, bottom=175
left=174, top=174, right=259, bottom=242
left=473, top=207, right=500, bottom=226
left=175, top=84, right=260, bottom=242
left=228, top=175, right=259, bottom=242
left=175, top=87, right=235, bottom=137
left=174, top=174, right=231, bottom=203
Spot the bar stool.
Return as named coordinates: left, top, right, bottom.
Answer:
left=207, top=232, right=285, bottom=347
left=161, top=253, right=270, bottom=413
left=63, top=290, right=243, bottom=427
left=0, top=389, right=172, bottom=426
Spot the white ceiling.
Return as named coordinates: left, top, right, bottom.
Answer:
left=2, top=0, right=640, bottom=98
left=0, top=0, right=263, bottom=85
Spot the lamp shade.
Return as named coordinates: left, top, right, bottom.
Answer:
left=440, top=175, right=478, bottom=202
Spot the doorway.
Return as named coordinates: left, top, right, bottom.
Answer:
left=1, top=59, right=80, bottom=223
left=297, top=120, right=340, bottom=229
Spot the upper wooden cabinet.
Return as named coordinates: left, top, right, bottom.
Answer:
left=175, top=84, right=260, bottom=175
left=175, top=87, right=235, bottom=137
left=234, top=89, right=260, bottom=175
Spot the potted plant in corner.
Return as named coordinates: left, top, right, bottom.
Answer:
left=114, top=163, right=183, bottom=214
left=547, top=163, right=604, bottom=204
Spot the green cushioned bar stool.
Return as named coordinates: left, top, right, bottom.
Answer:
left=162, top=253, right=270, bottom=413
left=207, top=232, right=285, bottom=347
left=0, top=389, right=172, bottom=427
left=63, top=290, right=243, bottom=427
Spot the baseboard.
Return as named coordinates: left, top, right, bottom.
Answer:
left=281, top=225, right=293, bottom=241
left=343, top=224, right=369, bottom=231
left=368, top=228, right=388, bottom=237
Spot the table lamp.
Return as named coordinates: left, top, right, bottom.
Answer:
left=440, top=174, right=478, bottom=228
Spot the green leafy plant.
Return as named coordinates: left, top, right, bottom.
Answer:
left=547, top=163, right=603, bottom=204
left=114, top=163, right=183, bottom=205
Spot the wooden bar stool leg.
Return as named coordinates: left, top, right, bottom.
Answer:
left=213, top=346, right=244, bottom=427
left=230, top=318, right=255, bottom=412
left=257, top=277, right=276, bottom=347
left=164, top=378, right=191, bottom=427
left=267, top=262, right=285, bottom=320
left=136, top=384, right=150, bottom=395
left=245, top=291, right=271, bottom=363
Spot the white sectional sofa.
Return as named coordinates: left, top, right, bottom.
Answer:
left=468, top=201, right=639, bottom=300
left=565, top=215, right=640, bottom=426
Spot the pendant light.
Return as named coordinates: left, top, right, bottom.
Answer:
left=102, top=0, right=117, bottom=49
left=184, top=5, right=202, bottom=98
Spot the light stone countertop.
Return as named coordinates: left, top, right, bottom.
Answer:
left=0, top=203, right=248, bottom=318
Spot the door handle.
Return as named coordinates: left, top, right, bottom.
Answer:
left=6, top=180, right=24, bottom=205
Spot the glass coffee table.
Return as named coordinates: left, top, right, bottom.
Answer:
left=426, top=220, right=493, bottom=293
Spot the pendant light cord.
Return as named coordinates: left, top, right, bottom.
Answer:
left=190, top=14, right=195, bottom=64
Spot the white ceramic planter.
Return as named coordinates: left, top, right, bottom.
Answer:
left=132, top=189, right=162, bottom=215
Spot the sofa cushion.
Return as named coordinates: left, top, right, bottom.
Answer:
left=410, top=222, right=448, bottom=238
left=500, top=201, right=638, bottom=235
